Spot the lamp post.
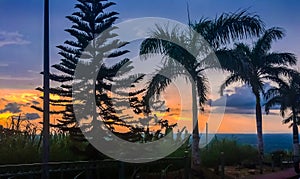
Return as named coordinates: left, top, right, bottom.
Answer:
left=42, top=0, right=50, bottom=178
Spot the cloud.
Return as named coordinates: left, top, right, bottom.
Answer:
left=31, top=100, right=40, bottom=105
left=25, top=113, right=40, bottom=120
left=0, top=63, right=8, bottom=67
left=0, top=98, right=8, bottom=102
left=225, top=107, right=255, bottom=114
left=212, top=85, right=256, bottom=108
left=0, top=75, right=36, bottom=81
left=210, top=84, right=273, bottom=114
left=27, top=70, right=39, bottom=74
left=223, top=89, right=234, bottom=93
left=0, top=31, right=30, bottom=47
left=0, top=102, right=22, bottom=113
left=211, top=106, right=255, bottom=115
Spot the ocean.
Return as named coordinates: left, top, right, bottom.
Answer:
left=211, top=133, right=294, bottom=153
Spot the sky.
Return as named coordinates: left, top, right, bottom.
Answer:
left=0, top=0, right=300, bottom=133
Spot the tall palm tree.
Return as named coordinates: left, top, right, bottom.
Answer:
left=140, top=10, right=264, bottom=169
left=218, top=27, right=297, bottom=173
left=265, top=73, right=300, bottom=173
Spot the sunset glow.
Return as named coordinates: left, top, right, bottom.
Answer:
left=0, top=0, right=299, bottom=135
left=0, top=86, right=290, bottom=134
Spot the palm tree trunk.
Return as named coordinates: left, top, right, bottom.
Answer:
left=255, top=93, right=264, bottom=174
left=292, top=108, right=299, bottom=173
left=191, top=81, right=200, bottom=169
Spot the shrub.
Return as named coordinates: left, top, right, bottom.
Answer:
left=0, top=126, right=82, bottom=164
left=200, top=137, right=258, bottom=168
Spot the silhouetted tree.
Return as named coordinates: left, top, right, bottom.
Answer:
left=218, top=27, right=297, bottom=173
left=32, top=0, right=148, bottom=158
left=140, top=10, right=264, bottom=169
left=265, top=73, right=300, bottom=173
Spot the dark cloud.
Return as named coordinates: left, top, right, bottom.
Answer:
left=225, top=107, right=255, bottom=114
left=0, top=98, right=8, bottom=102
left=211, top=106, right=254, bottom=115
left=31, top=100, right=40, bottom=105
left=213, top=85, right=256, bottom=108
left=0, top=102, right=21, bottom=113
left=223, top=89, right=235, bottom=93
left=210, top=84, right=275, bottom=114
left=25, top=113, right=40, bottom=120
left=228, top=107, right=278, bottom=115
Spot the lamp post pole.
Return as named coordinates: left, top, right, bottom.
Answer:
left=42, top=0, right=50, bottom=178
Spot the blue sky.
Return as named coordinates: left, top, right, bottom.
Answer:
left=0, top=0, right=299, bottom=89
left=0, top=0, right=299, bottom=133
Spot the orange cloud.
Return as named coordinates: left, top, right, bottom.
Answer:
left=0, top=89, right=53, bottom=128
left=217, top=113, right=290, bottom=134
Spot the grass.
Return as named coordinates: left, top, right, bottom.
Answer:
left=1, top=123, right=274, bottom=178
left=0, top=125, right=83, bottom=164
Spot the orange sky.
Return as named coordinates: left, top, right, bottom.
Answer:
left=0, top=86, right=291, bottom=134
left=0, top=89, right=61, bottom=130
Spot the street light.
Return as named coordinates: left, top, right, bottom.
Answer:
left=42, top=0, right=50, bottom=178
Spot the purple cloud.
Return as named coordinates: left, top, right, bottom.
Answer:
left=0, top=102, right=22, bottom=113
left=25, top=113, right=40, bottom=120
left=0, top=31, right=30, bottom=47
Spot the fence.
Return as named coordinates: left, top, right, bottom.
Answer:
left=0, top=156, right=190, bottom=179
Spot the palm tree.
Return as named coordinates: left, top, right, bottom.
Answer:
left=265, top=73, right=300, bottom=173
left=218, top=27, right=297, bottom=173
left=140, top=10, right=264, bottom=169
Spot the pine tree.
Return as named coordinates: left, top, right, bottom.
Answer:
left=32, top=0, right=147, bottom=158
left=32, top=0, right=177, bottom=159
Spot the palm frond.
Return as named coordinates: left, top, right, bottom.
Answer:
left=265, top=52, right=297, bottom=66
left=197, top=75, right=209, bottom=106
left=262, top=66, right=297, bottom=78
left=214, top=49, right=240, bottom=72
left=220, top=74, right=243, bottom=95
left=191, top=18, right=212, bottom=43
left=253, top=27, right=285, bottom=56
left=282, top=115, right=293, bottom=127
left=264, top=87, right=280, bottom=100
left=210, top=9, right=264, bottom=48
left=264, top=96, right=281, bottom=114
left=144, top=74, right=171, bottom=107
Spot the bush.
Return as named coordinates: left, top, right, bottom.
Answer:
left=200, top=137, right=258, bottom=168
left=270, top=150, right=290, bottom=167
left=0, top=126, right=82, bottom=164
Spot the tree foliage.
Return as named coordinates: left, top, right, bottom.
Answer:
left=140, top=9, right=264, bottom=168
left=219, top=27, right=297, bottom=173
left=32, top=0, right=175, bottom=158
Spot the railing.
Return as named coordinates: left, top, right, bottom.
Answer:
left=0, top=156, right=190, bottom=179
